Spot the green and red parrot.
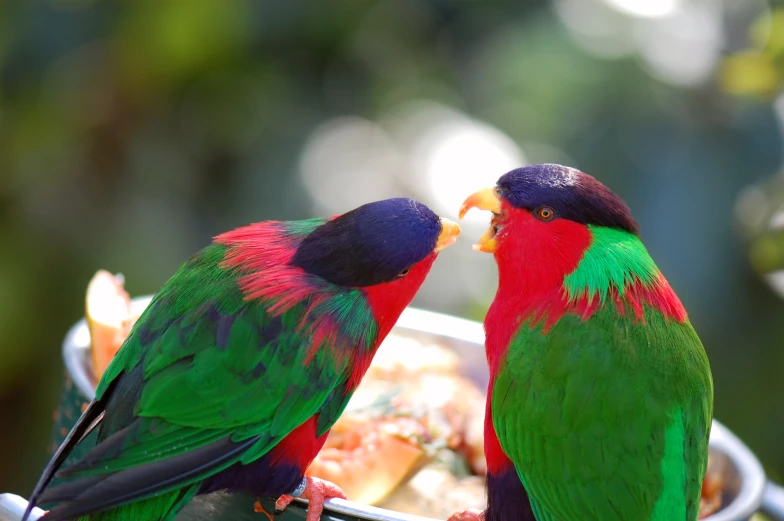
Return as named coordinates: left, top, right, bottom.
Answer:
left=452, top=164, right=713, bottom=521
left=24, top=198, right=460, bottom=521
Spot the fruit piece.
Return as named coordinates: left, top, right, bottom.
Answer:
left=85, top=270, right=133, bottom=382
left=380, top=462, right=486, bottom=518
left=366, top=336, right=460, bottom=380
left=305, top=333, right=486, bottom=507
left=699, top=452, right=725, bottom=519
left=461, top=398, right=486, bottom=476
left=305, top=417, right=429, bottom=505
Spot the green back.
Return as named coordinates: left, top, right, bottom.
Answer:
left=73, top=241, right=377, bottom=490
left=492, top=304, right=713, bottom=521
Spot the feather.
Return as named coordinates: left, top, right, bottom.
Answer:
left=492, top=306, right=711, bottom=520
left=41, top=436, right=259, bottom=521
left=22, top=399, right=106, bottom=521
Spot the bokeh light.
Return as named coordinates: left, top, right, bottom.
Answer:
left=634, top=1, right=723, bottom=86
left=602, top=0, right=679, bottom=19
left=300, top=117, right=403, bottom=215
left=554, top=0, right=637, bottom=58
left=391, top=101, right=525, bottom=222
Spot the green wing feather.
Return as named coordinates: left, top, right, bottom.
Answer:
left=42, top=243, right=377, bottom=513
left=493, top=305, right=713, bottom=521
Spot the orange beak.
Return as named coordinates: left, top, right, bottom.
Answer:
left=434, top=217, right=461, bottom=252
left=459, top=187, right=503, bottom=253
left=459, top=187, right=502, bottom=219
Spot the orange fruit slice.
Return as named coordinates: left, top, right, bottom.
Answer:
left=85, top=270, right=132, bottom=382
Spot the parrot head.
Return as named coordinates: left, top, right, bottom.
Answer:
left=458, top=163, right=649, bottom=303
left=292, top=197, right=459, bottom=288
left=291, top=197, right=460, bottom=329
left=218, top=197, right=460, bottom=343
left=460, top=163, right=637, bottom=253
left=460, top=163, right=686, bottom=360
left=460, top=163, right=637, bottom=266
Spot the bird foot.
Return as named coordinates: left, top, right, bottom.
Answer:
left=447, top=509, right=486, bottom=521
left=253, top=499, right=274, bottom=521
left=275, top=476, right=348, bottom=521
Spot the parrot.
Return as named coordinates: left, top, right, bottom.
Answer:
left=23, top=197, right=460, bottom=521
left=451, top=164, right=713, bottom=521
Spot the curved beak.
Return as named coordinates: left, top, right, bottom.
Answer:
left=434, top=217, right=461, bottom=252
left=459, top=187, right=502, bottom=220
left=459, top=187, right=502, bottom=253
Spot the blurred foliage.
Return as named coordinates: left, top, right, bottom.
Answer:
left=722, top=7, right=784, bottom=98
left=1, top=0, right=784, bottom=507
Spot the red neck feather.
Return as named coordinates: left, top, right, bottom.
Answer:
left=216, top=221, right=314, bottom=311
left=352, top=252, right=438, bottom=387
left=484, top=206, right=591, bottom=376
left=216, top=221, right=356, bottom=368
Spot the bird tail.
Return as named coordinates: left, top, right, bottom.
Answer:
left=71, top=486, right=197, bottom=521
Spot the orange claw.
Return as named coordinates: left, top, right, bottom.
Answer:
left=253, top=499, right=274, bottom=521
left=447, top=509, right=486, bottom=521
left=275, top=476, right=348, bottom=521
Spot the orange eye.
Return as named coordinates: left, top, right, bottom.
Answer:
left=536, top=206, right=555, bottom=221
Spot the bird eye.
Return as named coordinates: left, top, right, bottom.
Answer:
left=398, top=267, right=411, bottom=277
left=536, top=206, right=556, bottom=221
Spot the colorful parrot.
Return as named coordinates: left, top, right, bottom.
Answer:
left=24, top=198, right=460, bottom=521
left=452, top=164, right=713, bottom=521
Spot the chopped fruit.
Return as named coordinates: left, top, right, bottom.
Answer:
left=305, top=417, right=428, bottom=505
left=699, top=453, right=725, bottom=519
left=85, top=270, right=134, bottom=381
left=305, top=337, right=486, bottom=509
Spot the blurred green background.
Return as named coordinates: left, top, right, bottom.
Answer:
left=2, top=0, right=784, bottom=499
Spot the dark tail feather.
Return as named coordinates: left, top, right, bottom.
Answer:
left=40, top=435, right=260, bottom=521
left=37, top=474, right=105, bottom=504
left=22, top=399, right=106, bottom=521
left=57, top=421, right=142, bottom=478
left=68, top=486, right=198, bottom=521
